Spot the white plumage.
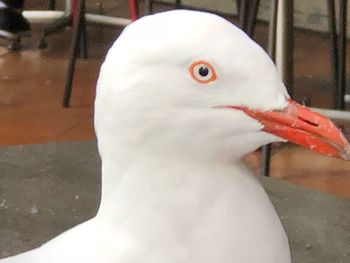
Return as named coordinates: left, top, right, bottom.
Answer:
left=5, top=9, right=348, bottom=263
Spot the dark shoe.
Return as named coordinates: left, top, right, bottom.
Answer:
left=0, top=8, right=30, bottom=39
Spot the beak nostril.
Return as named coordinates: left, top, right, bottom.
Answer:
left=297, top=116, right=318, bottom=127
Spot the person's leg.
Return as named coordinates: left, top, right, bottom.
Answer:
left=0, top=0, right=30, bottom=39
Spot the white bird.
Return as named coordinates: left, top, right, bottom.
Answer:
left=1, top=10, right=349, bottom=263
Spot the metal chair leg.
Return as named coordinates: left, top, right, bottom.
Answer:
left=236, top=0, right=242, bottom=18
left=144, top=0, right=153, bottom=15
left=327, top=0, right=347, bottom=110
left=336, top=0, right=347, bottom=110
left=63, top=0, right=85, bottom=108
left=37, top=16, right=72, bottom=49
left=268, top=0, right=278, bottom=61
left=129, top=0, right=139, bottom=20
left=245, top=0, right=260, bottom=37
left=239, top=0, right=248, bottom=31
left=79, top=16, right=88, bottom=59
left=175, top=0, right=182, bottom=8
left=238, top=0, right=261, bottom=38
left=262, top=0, right=279, bottom=177
left=262, top=145, right=272, bottom=177
left=49, top=0, right=56, bottom=10
left=144, top=0, right=180, bottom=16
left=284, top=0, right=294, bottom=98
left=327, top=0, right=339, bottom=99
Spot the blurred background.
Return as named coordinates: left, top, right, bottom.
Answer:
left=1, top=0, right=350, bottom=197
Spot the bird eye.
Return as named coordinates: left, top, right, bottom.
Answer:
left=189, top=61, right=217, bottom=84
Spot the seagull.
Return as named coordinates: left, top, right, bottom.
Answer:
left=1, top=10, right=350, bottom=263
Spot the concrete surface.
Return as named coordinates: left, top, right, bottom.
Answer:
left=0, top=141, right=349, bottom=262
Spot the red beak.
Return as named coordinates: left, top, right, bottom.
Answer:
left=224, top=99, right=350, bottom=160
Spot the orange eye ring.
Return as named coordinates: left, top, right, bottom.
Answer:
left=189, top=60, right=217, bottom=84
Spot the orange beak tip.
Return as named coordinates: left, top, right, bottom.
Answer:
left=224, top=100, right=350, bottom=161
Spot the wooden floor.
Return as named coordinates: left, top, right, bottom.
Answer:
left=1, top=1, right=350, bottom=198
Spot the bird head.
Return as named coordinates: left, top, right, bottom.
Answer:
left=95, top=10, right=350, bottom=163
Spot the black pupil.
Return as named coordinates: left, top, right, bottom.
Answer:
left=198, top=66, right=209, bottom=77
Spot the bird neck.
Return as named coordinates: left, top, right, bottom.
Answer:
left=95, top=150, right=247, bottom=219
